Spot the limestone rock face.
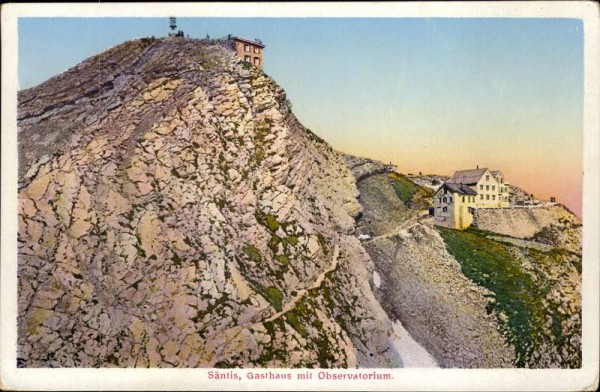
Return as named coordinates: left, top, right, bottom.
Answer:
left=17, top=38, right=395, bottom=368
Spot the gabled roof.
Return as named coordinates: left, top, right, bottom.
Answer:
left=229, top=36, right=265, bottom=48
left=434, top=182, right=477, bottom=196
left=445, top=182, right=477, bottom=195
left=447, top=168, right=488, bottom=185
left=490, top=170, right=503, bottom=179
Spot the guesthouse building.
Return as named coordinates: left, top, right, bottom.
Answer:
left=433, top=168, right=510, bottom=229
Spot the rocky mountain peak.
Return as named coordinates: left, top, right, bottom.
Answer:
left=17, top=37, right=394, bottom=367
left=16, top=36, right=581, bottom=371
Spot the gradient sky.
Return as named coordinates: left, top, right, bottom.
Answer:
left=18, top=17, right=584, bottom=217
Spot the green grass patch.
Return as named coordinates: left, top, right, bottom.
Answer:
left=284, top=311, right=308, bottom=337
left=255, top=211, right=281, bottom=232
left=252, top=123, right=271, bottom=164
left=388, top=172, right=432, bottom=208
left=389, top=172, right=417, bottom=203
left=466, top=226, right=516, bottom=239
left=437, top=226, right=548, bottom=367
left=268, top=235, right=281, bottom=253
left=284, top=235, right=299, bottom=246
left=242, top=244, right=262, bottom=263
left=265, top=287, right=283, bottom=311
left=316, top=337, right=335, bottom=368
left=264, top=214, right=280, bottom=232
left=253, top=284, right=283, bottom=312
left=276, top=254, right=289, bottom=264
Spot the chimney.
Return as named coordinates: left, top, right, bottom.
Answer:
left=476, top=164, right=479, bottom=169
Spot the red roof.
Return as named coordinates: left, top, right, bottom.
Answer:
left=230, top=36, right=265, bottom=48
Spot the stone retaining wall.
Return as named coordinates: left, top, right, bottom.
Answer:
left=473, top=204, right=579, bottom=238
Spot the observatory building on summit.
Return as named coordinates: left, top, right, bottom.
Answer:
left=225, top=35, right=265, bottom=69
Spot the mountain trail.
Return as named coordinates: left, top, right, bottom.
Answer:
left=364, top=211, right=429, bottom=244
left=263, top=243, right=339, bottom=324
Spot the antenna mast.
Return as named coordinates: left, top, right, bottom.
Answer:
left=169, top=16, right=177, bottom=36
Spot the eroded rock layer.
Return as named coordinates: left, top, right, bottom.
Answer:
left=17, top=38, right=395, bottom=368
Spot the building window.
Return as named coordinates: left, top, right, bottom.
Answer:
left=245, top=45, right=250, bottom=52
left=462, top=196, right=465, bottom=202
left=254, top=47, right=260, bottom=54
left=486, top=175, right=490, bottom=181
left=442, top=207, right=447, bottom=213
left=492, top=185, right=495, bottom=191
left=486, top=195, right=490, bottom=200
left=449, top=197, right=452, bottom=202
left=480, top=194, right=484, bottom=200
left=492, top=195, right=496, bottom=200
left=480, top=185, right=483, bottom=190
left=486, top=185, right=489, bottom=191
left=245, top=55, right=251, bottom=62
left=254, top=57, right=260, bottom=65
left=443, top=197, right=447, bottom=203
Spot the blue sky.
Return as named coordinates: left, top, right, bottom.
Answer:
left=18, top=17, right=584, bottom=216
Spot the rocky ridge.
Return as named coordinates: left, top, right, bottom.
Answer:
left=17, top=37, right=395, bottom=368
left=347, top=156, right=581, bottom=368
left=405, top=174, right=447, bottom=192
